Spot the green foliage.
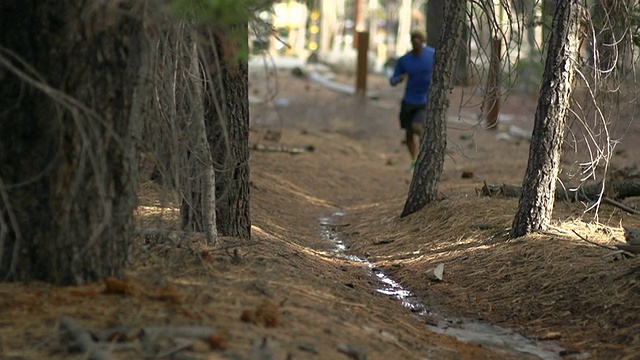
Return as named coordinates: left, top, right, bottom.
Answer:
left=171, top=0, right=273, bottom=61
left=173, top=0, right=252, bottom=26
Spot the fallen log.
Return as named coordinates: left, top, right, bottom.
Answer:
left=250, top=143, right=314, bottom=154
left=480, top=179, right=640, bottom=201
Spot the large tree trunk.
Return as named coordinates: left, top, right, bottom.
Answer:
left=205, top=26, right=251, bottom=239
left=510, top=0, right=583, bottom=238
left=401, top=0, right=467, bottom=217
left=0, top=2, right=141, bottom=284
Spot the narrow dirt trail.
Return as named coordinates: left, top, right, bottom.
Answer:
left=248, top=63, right=640, bottom=359
left=248, top=67, right=556, bottom=359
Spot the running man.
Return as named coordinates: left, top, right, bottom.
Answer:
left=389, top=30, right=436, bottom=171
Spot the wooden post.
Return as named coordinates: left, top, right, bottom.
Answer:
left=485, top=36, right=501, bottom=129
left=353, top=0, right=366, bottom=49
left=355, top=31, right=369, bottom=100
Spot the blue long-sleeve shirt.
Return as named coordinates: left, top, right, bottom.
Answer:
left=389, top=46, right=436, bottom=105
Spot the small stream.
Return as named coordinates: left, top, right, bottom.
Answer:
left=319, top=212, right=585, bottom=360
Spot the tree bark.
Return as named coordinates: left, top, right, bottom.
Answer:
left=204, top=26, right=251, bottom=239
left=510, top=0, right=583, bottom=238
left=0, top=1, right=141, bottom=284
left=401, top=0, right=467, bottom=217
left=426, top=0, right=469, bottom=85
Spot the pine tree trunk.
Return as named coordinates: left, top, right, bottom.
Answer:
left=510, top=0, right=582, bottom=238
left=0, top=2, right=141, bottom=284
left=205, top=26, right=251, bottom=239
left=401, top=0, right=467, bottom=217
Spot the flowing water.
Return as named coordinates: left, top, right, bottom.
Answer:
left=319, top=212, right=586, bottom=360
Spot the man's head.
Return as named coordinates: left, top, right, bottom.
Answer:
left=410, top=31, right=425, bottom=52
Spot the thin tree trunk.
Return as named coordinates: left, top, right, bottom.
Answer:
left=401, top=0, right=467, bottom=217
left=510, top=0, right=583, bottom=238
left=181, top=27, right=217, bottom=245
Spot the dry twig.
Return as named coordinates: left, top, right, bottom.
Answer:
left=602, top=197, right=640, bottom=215
left=571, top=230, right=617, bottom=250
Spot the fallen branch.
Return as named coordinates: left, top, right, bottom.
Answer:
left=571, top=230, right=617, bottom=251
left=140, top=326, right=215, bottom=358
left=142, top=326, right=215, bottom=340
left=155, top=340, right=194, bottom=359
left=250, top=143, right=314, bottom=154
left=59, top=316, right=113, bottom=360
left=603, top=198, right=640, bottom=215
left=210, top=240, right=261, bottom=252
left=92, top=325, right=135, bottom=342
left=600, top=250, right=635, bottom=260
left=614, top=243, right=640, bottom=255
left=134, top=228, right=206, bottom=247
left=480, top=179, right=640, bottom=205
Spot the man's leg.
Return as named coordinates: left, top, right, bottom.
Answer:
left=408, top=117, right=425, bottom=161
left=405, top=129, right=418, bottom=161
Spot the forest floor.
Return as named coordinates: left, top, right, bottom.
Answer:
left=1, top=56, right=640, bottom=360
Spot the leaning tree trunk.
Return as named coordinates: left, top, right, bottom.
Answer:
left=510, top=0, right=583, bottom=238
left=401, top=0, right=467, bottom=217
left=0, top=2, right=141, bottom=284
left=204, top=26, right=251, bottom=239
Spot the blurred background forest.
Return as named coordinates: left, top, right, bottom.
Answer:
left=251, top=0, right=558, bottom=82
